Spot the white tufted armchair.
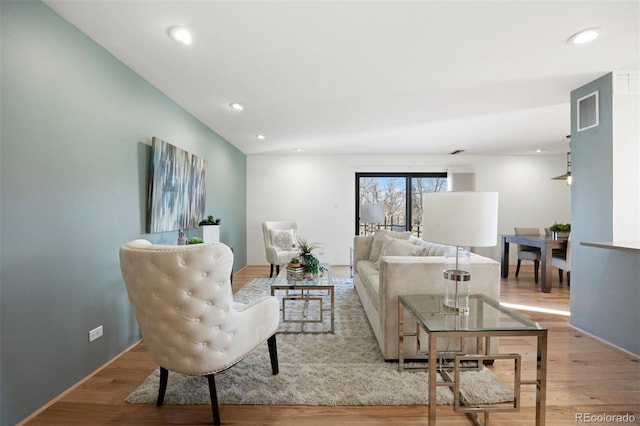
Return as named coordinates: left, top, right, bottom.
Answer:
left=262, top=221, right=299, bottom=277
left=119, top=239, right=280, bottom=426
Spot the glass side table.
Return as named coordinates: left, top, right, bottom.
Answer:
left=398, top=294, right=548, bottom=425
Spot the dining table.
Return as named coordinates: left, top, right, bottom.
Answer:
left=500, top=234, right=568, bottom=293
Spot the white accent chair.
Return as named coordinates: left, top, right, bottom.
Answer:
left=552, top=233, right=572, bottom=286
left=514, top=227, right=541, bottom=283
left=119, top=239, right=280, bottom=426
left=262, top=221, right=299, bottom=277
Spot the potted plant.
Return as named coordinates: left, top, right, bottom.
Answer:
left=297, top=238, right=327, bottom=278
left=187, top=236, right=204, bottom=245
left=549, top=222, right=571, bottom=239
left=288, top=256, right=301, bottom=268
left=198, top=215, right=221, bottom=243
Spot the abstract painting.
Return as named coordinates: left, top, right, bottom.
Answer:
left=147, top=137, right=207, bottom=233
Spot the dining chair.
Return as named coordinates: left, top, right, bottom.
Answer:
left=514, top=227, right=541, bottom=283
left=552, top=233, right=571, bottom=286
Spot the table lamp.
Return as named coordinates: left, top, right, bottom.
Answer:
left=423, top=192, right=498, bottom=314
left=359, top=204, right=385, bottom=235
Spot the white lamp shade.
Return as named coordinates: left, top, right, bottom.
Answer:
left=360, top=204, right=385, bottom=224
left=423, top=192, right=498, bottom=247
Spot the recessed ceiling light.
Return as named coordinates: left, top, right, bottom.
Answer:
left=292, top=147, right=302, bottom=152
left=536, top=149, right=543, bottom=153
left=567, top=28, right=602, bottom=45
left=229, top=102, right=244, bottom=111
left=168, top=26, right=193, bottom=45
left=256, top=134, right=266, bottom=140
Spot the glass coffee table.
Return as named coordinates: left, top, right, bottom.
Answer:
left=398, top=294, right=548, bottom=425
left=270, top=264, right=334, bottom=334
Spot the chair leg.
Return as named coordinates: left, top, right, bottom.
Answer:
left=276, top=264, right=280, bottom=275
left=268, top=334, right=279, bottom=375
left=567, top=271, right=571, bottom=287
left=559, top=269, right=563, bottom=283
left=207, top=374, right=221, bottom=426
left=156, top=367, right=168, bottom=407
left=269, top=264, right=274, bottom=278
left=534, top=260, right=539, bottom=283
left=515, top=259, right=522, bottom=277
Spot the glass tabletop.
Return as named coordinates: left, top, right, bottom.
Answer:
left=272, top=263, right=332, bottom=287
left=399, top=294, right=546, bottom=333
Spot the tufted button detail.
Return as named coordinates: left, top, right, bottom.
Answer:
left=207, top=301, right=213, bottom=306
left=202, top=272, right=208, bottom=277
left=187, top=291, right=193, bottom=296
left=218, top=282, right=224, bottom=287
left=195, top=317, right=200, bottom=322
left=215, top=325, right=221, bottom=331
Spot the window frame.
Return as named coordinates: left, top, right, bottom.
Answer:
left=355, top=172, right=447, bottom=236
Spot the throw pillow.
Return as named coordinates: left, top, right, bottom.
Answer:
left=368, top=232, right=393, bottom=262
left=270, top=229, right=296, bottom=251
left=383, top=230, right=412, bottom=240
left=368, top=230, right=413, bottom=262
left=376, top=238, right=425, bottom=269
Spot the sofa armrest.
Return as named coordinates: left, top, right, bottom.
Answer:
left=353, top=235, right=373, bottom=271
left=378, top=255, right=500, bottom=358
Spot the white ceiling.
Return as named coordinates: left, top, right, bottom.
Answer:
left=43, top=0, right=639, bottom=156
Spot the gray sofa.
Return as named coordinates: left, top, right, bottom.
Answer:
left=353, top=231, right=501, bottom=360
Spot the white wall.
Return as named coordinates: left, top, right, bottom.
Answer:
left=612, top=83, right=640, bottom=241
left=246, top=154, right=571, bottom=265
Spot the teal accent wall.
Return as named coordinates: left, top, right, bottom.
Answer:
left=569, top=73, right=640, bottom=355
left=0, top=1, right=247, bottom=423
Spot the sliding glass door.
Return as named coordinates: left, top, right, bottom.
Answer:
left=356, top=173, right=447, bottom=236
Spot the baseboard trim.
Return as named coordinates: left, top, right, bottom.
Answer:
left=568, top=324, right=640, bottom=359
left=17, top=339, right=142, bottom=425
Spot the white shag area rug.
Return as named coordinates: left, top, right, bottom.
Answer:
left=126, top=278, right=513, bottom=406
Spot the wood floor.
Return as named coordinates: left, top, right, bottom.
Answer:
left=22, top=265, right=639, bottom=425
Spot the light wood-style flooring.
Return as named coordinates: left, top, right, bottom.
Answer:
left=22, top=265, right=640, bottom=425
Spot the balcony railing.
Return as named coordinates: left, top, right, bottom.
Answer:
left=359, top=222, right=423, bottom=238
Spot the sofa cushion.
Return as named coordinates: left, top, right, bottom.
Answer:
left=409, top=235, right=447, bottom=256
left=368, top=230, right=412, bottom=262
left=356, top=260, right=380, bottom=310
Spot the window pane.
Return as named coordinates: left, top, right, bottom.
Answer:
left=359, top=176, right=406, bottom=234
left=411, top=176, right=447, bottom=237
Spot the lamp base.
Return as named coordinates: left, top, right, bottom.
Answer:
left=443, top=301, right=470, bottom=315
left=443, top=265, right=471, bottom=315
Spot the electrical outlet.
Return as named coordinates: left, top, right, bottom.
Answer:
left=88, top=325, right=103, bottom=342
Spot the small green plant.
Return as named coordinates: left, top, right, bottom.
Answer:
left=198, top=215, right=221, bottom=226
left=187, top=237, right=204, bottom=244
left=297, top=238, right=321, bottom=256
left=549, top=223, right=571, bottom=232
left=289, top=256, right=300, bottom=265
left=296, top=238, right=326, bottom=276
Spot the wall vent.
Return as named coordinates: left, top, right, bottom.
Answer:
left=577, top=90, right=599, bottom=132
